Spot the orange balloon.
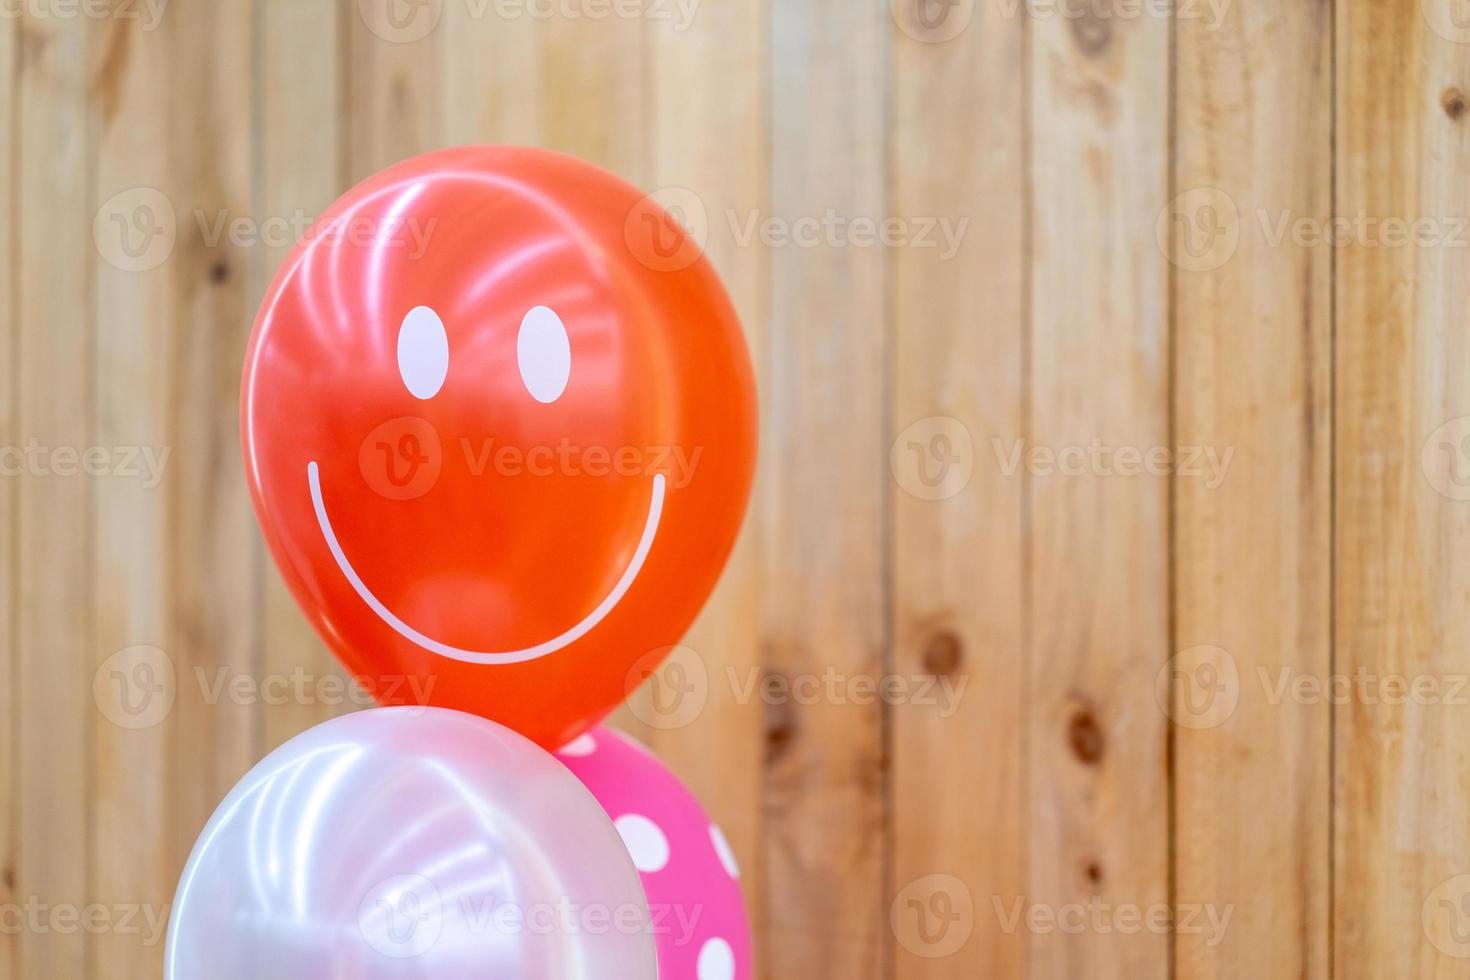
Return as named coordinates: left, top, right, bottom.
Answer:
left=242, top=147, right=756, bottom=748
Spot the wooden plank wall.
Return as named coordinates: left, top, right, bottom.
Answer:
left=1337, top=1, right=1470, bottom=977
left=1173, top=1, right=1334, bottom=978
left=7, top=1, right=1470, bottom=978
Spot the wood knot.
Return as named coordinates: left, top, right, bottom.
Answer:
left=763, top=682, right=798, bottom=765
left=1084, top=860, right=1104, bottom=888
left=1444, top=87, right=1468, bottom=121
left=1067, top=702, right=1105, bottom=765
left=1070, top=12, right=1113, bottom=58
left=921, top=630, right=964, bottom=677
left=208, top=259, right=232, bottom=284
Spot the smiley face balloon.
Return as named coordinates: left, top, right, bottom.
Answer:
left=242, top=147, right=756, bottom=748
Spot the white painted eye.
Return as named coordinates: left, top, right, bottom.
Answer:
left=397, top=306, right=449, bottom=400
left=517, top=306, right=571, bottom=403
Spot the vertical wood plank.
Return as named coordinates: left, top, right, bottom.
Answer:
left=440, top=1, right=649, bottom=181
left=1027, top=7, right=1170, bottom=978
left=440, top=2, right=546, bottom=147
left=16, top=10, right=93, bottom=979
left=764, top=2, right=888, bottom=976
left=616, top=0, right=768, bottom=963
left=1336, top=2, right=1470, bottom=976
left=346, top=0, right=444, bottom=181
left=90, top=9, right=178, bottom=978
left=164, top=0, right=260, bottom=872
left=0, top=12, right=17, bottom=980
left=259, top=0, right=348, bottom=754
left=1171, top=3, right=1332, bottom=979
left=889, top=2, right=1025, bottom=978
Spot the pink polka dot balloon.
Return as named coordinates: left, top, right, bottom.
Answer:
left=556, top=728, right=751, bottom=980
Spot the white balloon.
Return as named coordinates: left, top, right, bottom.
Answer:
left=166, top=707, right=657, bottom=979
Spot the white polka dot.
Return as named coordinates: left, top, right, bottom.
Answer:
left=559, top=734, right=597, bottom=757
left=710, top=825, right=740, bottom=880
left=614, top=814, right=670, bottom=873
left=517, top=305, right=571, bottom=403
left=397, top=306, right=449, bottom=399
left=698, top=937, right=735, bottom=980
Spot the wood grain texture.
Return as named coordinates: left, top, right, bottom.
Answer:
left=443, top=0, right=649, bottom=179
left=90, top=9, right=176, bottom=979
left=763, top=1, right=888, bottom=976
left=16, top=9, right=93, bottom=978
left=1335, top=2, right=1470, bottom=976
left=889, top=2, right=1025, bottom=977
left=13, top=4, right=1470, bottom=978
left=1172, top=3, right=1333, bottom=979
left=163, top=0, right=261, bottom=880
left=259, top=0, right=348, bottom=754
left=346, top=0, right=444, bottom=182
left=614, top=0, right=769, bottom=964
left=0, top=12, right=16, bottom=980
left=1028, top=6, right=1171, bottom=978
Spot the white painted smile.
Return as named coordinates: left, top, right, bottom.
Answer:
left=308, top=460, right=666, bottom=665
